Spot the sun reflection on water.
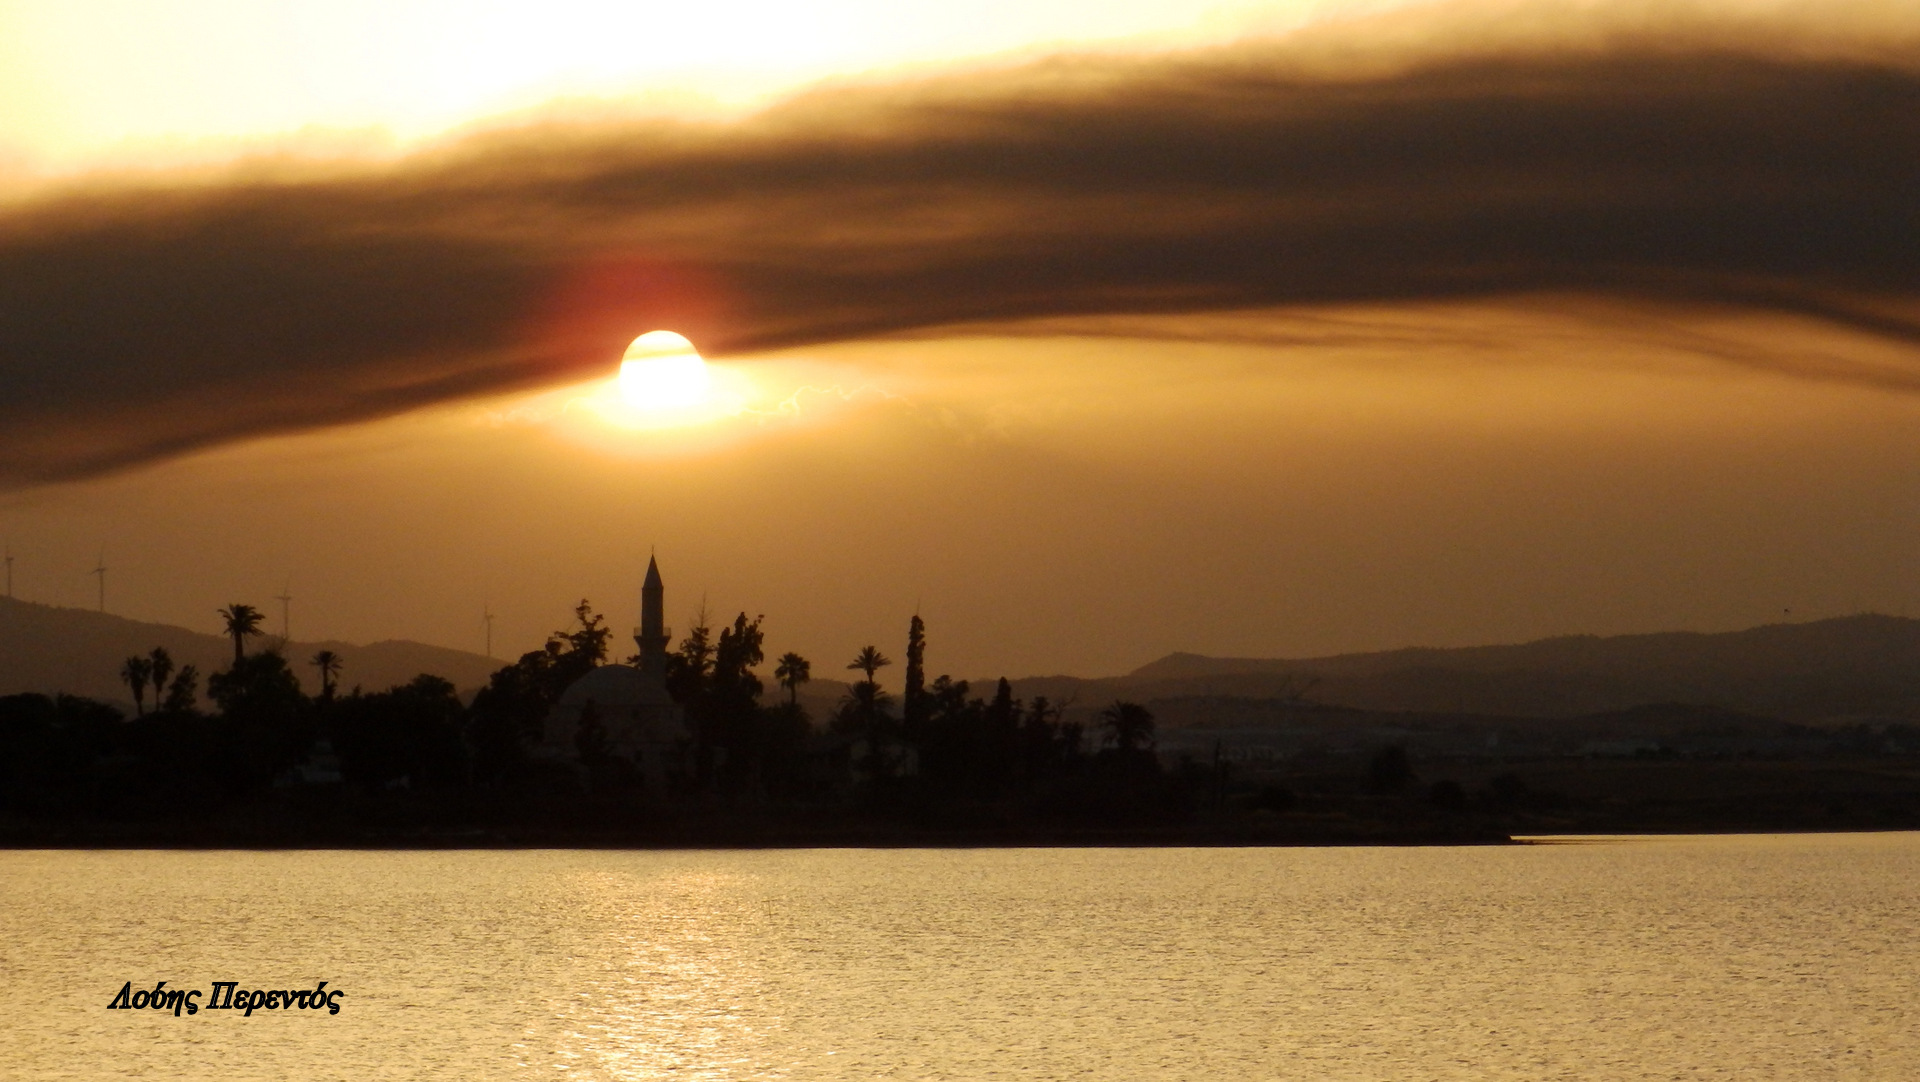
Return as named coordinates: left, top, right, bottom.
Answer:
left=542, top=868, right=786, bottom=1081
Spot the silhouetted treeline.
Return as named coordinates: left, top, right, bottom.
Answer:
left=15, top=595, right=1907, bottom=844
left=0, top=599, right=1227, bottom=837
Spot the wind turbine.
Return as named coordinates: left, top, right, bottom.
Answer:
left=274, top=579, right=293, bottom=643
left=90, top=550, right=107, bottom=612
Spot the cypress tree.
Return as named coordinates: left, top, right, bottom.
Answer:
left=903, top=615, right=927, bottom=735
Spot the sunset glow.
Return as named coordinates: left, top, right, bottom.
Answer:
left=0, top=0, right=1345, bottom=171
left=3, top=0, right=1919, bottom=675
left=8, top=6, right=1920, bottom=1066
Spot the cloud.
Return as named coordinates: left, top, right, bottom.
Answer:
left=2, top=2, right=1919, bottom=487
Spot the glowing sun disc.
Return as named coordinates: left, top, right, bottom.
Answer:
left=619, top=330, right=710, bottom=411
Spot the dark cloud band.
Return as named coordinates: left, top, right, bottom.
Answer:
left=2, top=22, right=1918, bottom=486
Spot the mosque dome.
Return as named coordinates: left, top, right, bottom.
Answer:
left=538, top=555, right=689, bottom=792
left=557, top=663, right=675, bottom=711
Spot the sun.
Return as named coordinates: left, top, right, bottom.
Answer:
left=619, top=330, right=711, bottom=411
left=573, top=330, right=752, bottom=432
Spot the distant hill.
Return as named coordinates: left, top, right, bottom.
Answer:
left=0, top=596, right=502, bottom=707
left=11, top=595, right=1918, bottom=724
left=999, top=615, right=1920, bottom=724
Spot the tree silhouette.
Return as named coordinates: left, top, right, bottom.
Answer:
left=836, top=646, right=897, bottom=778
left=916, top=673, right=987, bottom=796
left=206, top=652, right=310, bottom=784
left=983, top=677, right=1019, bottom=786
left=120, top=655, right=152, bottom=716
left=848, top=645, right=891, bottom=684
left=465, top=599, right=615, bottom=788
left=332, top=674, right=467, bottom=792
left=775, top=652, right=811, bottom=706
left=903, top=615, right=927, bottom=733
left=218, top=604, right=265, bottom=667
left=310, top=649, right=343, bottom=702
left=665, top=608, right=715, bottom=703
left=161, top=664, right=198, bottom=714
left=714, top=614, right=766, bottom=691
left=835, top=681, right=895, bottom=730
left=207, top=653, right=306, bottom=718
left=1099, top=701, right=1156, bottom=753
left=148, top=648, right=174, bottom=709
left=1021, top=695, right=1065, bottom=777
left=561, top=599, right=611, bottom=664
left=708, top=613, right=767, bottom=789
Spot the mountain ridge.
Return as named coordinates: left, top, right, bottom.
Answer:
left=0, top=595, right=501, bottom=706
left=999, top=614, right=1920, bottom=723
left=7, top=596, right=1919, bottom=723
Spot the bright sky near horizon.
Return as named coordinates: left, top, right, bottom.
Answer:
left=3, top=0, right=1919, bottom=682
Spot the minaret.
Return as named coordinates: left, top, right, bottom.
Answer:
left=635, top=554, right=670, bottom=677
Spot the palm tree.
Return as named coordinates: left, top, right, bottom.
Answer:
left=120, top=655, right=152, bottom=716
left=218, top=604, right=265, bottom=667
left=847, top=645, right=891, bottom=685
left=148, top=647, right=174, bottom=708
left=310, top=649, right=343, bottom=702
left=1099, top=701, right=1156, bottom=753
left=775, top=651, right=812, bottom=706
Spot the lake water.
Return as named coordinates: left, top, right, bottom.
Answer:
left=3, top=835, right=1916, bottom=1080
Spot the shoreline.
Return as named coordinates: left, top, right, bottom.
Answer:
left=2, top=818, right=1518, bottom=849
left=12, top=822, right=1920, bottom=850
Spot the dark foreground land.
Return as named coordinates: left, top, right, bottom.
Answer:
left=9, top=603, right=1920, bottom=848
left=6, top=753, right=1917, bottom=849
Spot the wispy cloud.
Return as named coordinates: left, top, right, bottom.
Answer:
left=2, top=2, right=1917, bottom=486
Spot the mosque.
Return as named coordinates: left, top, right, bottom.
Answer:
left=540, top=555, right=691, bottom=790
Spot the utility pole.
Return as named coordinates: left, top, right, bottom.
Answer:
left=4, top=543, right=13, bottom=599
left=483, top=605, right=495, bottom=659
left=275, top=580, right=293, bottom=642
left=90, top=551, right=107, bottom=613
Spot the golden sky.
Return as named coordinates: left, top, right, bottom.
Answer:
left=0, top=0, right=1374, bottom=170
left=3, top=0, right=1919, bottom=679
